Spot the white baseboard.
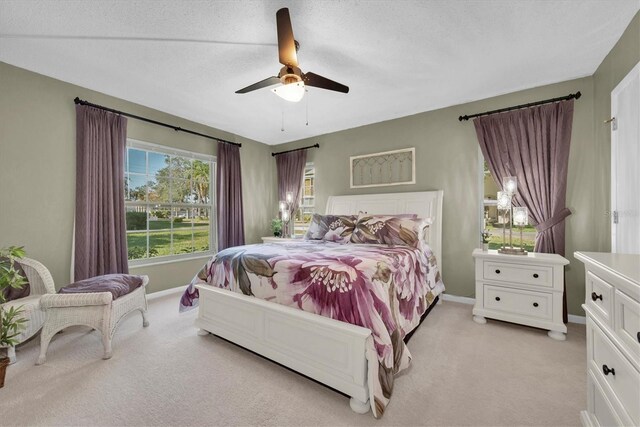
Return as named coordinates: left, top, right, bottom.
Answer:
left=441, top=293, right=476, bottom=305
left=441, top=293, right=586, bottom=324
left=147, top=286, right=184, bottom=301
left=567, top=314, right=586, bottom=324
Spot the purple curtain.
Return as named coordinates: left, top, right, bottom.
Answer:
left=74, top=105, right=129, bottom=281
left=474, top=100, right=574, bottom=321
left=217, top=142, right=245, bottom=250
left=276, top=150, right=308, bottom=215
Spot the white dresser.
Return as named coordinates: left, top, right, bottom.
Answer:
left=575, top=252, right=640, bottom=427
left=472, top=249, right=569, bottom=340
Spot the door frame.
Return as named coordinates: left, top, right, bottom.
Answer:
left=611, top=60, right=640, bottom=253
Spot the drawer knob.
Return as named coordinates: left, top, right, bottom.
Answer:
left=533, top=302, right=539, bottom=307
left=533, top=273, right=539, bottom=278
left=495, top=269, right=501, bottom=274
left=591, top=292, right=603, bottom=302
left=602, top=365, right=615, bottom=376
left=495, top=296, right=501, bottom=302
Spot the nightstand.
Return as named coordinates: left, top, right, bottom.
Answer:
left=472, top=249, right=569, bottom=340
left=261, top=236, right=303, bottom=243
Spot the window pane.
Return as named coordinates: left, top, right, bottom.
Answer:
left=126, top=174, right=147, bottom=202
left=128, top=148, right=146, bottom=174
left=126, top=143, right=215, bottom=262
left=171, top=157, right=193, bottom=181
left=172, top=207, right=194, bottom=254
left=148, top=174, right=170, bottom=203
left=148, top=151, right=169, bottom=176
left=126, top=206, right=147, bottom=260
left=193, top=179, right=210, bottom=204
left=193, top=207, right=210, bottom=252
left=171, top=178, right=191, bottom=204
left=148, top=207, right=172, bottom=257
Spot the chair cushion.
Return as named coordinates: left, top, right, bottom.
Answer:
left=1, top=257, right=30, bottom=301
left=59, top=274, right=145, bottom=300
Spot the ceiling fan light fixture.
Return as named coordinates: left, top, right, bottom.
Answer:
left=271, top=81, right=305, bottom=102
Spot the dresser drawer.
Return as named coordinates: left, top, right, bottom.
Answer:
left=586, top=272, right=614, bottom=327
left=587, top=370, right=624, bottom=427
left=483, top=285, right=553, bottom=320
left=483, top=261, right=553, bottom=288
left=614, top=290, right=640, bottom=363
left=588, top=319, right=640, bottom=425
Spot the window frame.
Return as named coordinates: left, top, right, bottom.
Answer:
left=125, top=138, right=216, bottom=267
left=294, top=162, right=315, bottom=236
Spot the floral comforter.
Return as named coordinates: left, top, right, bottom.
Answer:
left=180, top=240, right=444, bottom=418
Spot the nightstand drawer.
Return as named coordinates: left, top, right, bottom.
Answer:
left=483, top=285, right=553, bottom=320
left=589, top=319, right=640, bottom=425
left=586, top=271, right=614, bottom=327
left=615, top=290, right=640, bottom=362
left=483, top=261, right=553, bottom=288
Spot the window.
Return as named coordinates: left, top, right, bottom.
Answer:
left=480, top=155, right=534, bottom=251
left=125, top=140, right=215, bottom=263
left=294, top=163, right=315, bottom=236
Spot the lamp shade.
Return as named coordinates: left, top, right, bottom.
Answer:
left=513, top=207, right=529, bottom=226
left=282, top=210, right=290, bottom=222
left=279, top=200, right=286, bottom=211
left=497, top=191, right=512, bottom=210
left=286, top=192, right=293, bottom=203
left=503, top=176, right=518, bottom=196
left=272, top=82, right=305, bottom=102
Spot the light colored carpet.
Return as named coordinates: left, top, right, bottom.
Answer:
left=1, top=293, right=586, bottom=427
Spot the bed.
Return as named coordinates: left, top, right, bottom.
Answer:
left=180, top=191, right=444, bottom=418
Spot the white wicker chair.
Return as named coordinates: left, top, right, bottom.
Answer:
left=36, top=276, right=149, bottom=365
left=0, top=257, right=56, bottom=363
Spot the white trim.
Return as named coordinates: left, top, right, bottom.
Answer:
left=147, top=286, right=184, bottom=301
left=127, top=138, right=215, bottom=162
left=129, top=253, right=212, bottom=269
left=441, top=293, right=586, bottom=324
left=610, top=60, right=640, bottom=254
left=568, top=314, right=586, bottom=325
left=441, top=293, right=476, bottom=305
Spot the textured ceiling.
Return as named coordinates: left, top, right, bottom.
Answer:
left=1, top=0, right=638, bottom=145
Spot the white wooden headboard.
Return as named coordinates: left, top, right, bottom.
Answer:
left=326, top=191, right=444, bottom=272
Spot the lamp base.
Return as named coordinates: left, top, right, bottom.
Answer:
left=498, top=247, right=528, bottom=255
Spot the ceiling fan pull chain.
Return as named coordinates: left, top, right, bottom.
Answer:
left=306, top=89, right=309, bottom=126
left=281, top=108, right=285, bottom=132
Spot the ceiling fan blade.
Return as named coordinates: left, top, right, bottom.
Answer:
left=303, top=72, right=349, bottom=94
left=276, top=8, right=298, bottom=67
left=235, top=76, right=281, bottom=94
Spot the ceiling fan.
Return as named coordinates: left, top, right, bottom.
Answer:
left=235, top=8, right=349, bottom=102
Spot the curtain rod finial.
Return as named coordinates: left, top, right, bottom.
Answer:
left=574, top=91, right=581, bottom=100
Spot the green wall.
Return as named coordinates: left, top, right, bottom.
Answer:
left=272, top=77, right=594, bottom=315
left=0, top=62, right=276, bottom=294
left=269, top=11, right=639, bottom=317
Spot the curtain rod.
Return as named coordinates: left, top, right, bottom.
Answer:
left=271, top=143, right=320, bottom=157
left=458, top=91, right=581, bottom=122
left=73, top=97, right=242, bottom=147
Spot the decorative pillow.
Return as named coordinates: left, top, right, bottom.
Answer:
left=350, top=215, right=429, bottom=247
left=0, top=257, right=30, bottom=301
left=304, top=214, right=357, bottom=243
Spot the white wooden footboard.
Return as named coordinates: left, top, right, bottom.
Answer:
left=195, top=285, right=372, bottom=409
